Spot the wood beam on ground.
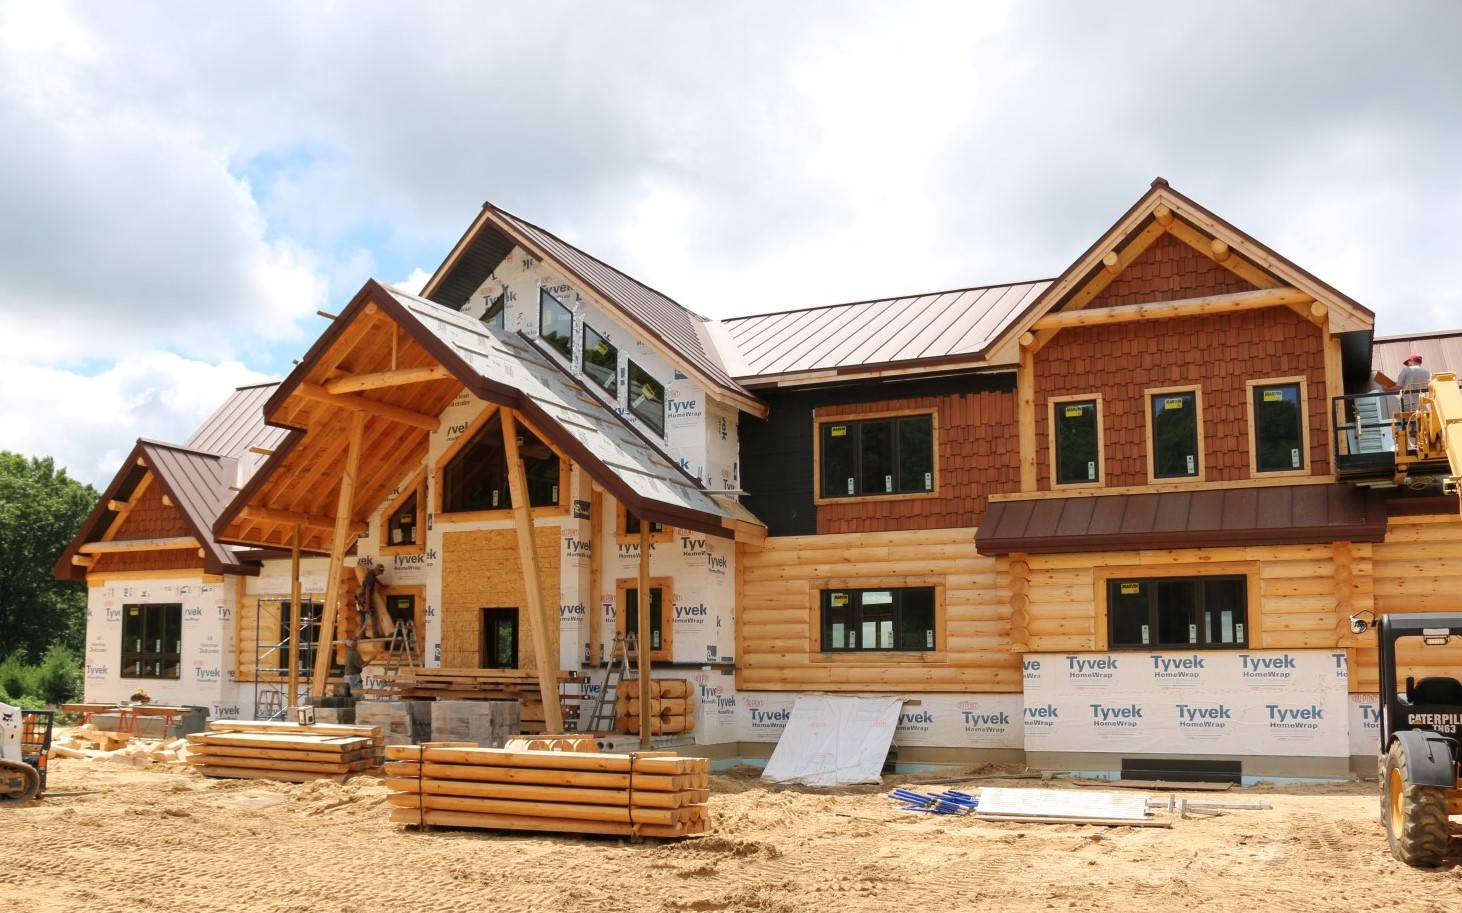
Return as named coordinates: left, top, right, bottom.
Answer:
left=322, top=364, right=454, bottom=395
left=503, top=409, right=565, bottom=735
left=297, top=382, right=441, bottom=431
left=1032, top=287, right=1311, bottom=331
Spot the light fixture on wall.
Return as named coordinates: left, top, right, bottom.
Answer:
left=1348, top=609, right=1375, bottom=635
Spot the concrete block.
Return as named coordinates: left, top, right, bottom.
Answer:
left=430, top=700, right=519, bottom=748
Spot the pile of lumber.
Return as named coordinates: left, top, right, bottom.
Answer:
left=389, top=667, right=575, bottom=733
left=187, top=720, right=384, bottom=783
left=616, top=679, right=695, bottom=735
left=384, top=743, right=710, bottom=838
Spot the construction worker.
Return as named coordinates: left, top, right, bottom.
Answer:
left=354, top=563, right=388, bottom=638
left=342, top=638, right=364, bottom=698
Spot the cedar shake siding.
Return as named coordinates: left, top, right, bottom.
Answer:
left=90, top=482, right=204, bottom=575
left=1085, top=231, right=1260, bottom=308
left=739, top=374, right=1019, bottom=537
left=1034, top=306, right=1330, bottom=489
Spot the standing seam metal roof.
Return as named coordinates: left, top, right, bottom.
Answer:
left=718, top=279, right=1052, bottom=378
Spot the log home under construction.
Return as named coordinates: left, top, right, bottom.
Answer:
left=57, top=178, right=1462, bottom=780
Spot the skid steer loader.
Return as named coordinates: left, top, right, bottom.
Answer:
left=1350, top=613, right=1462, bottom=866
left=0, top=701, right=54, bottom=801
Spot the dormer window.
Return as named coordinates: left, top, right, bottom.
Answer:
left=582, top=323, right=619, bottom=398
left=628, top=360, right=665, bottom=436
left=539, top=288, right=573, bottom=360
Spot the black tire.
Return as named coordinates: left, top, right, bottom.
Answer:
left=1382, top=738, right=1451, bottom=867
left=0, top=758, right=40, bottom=801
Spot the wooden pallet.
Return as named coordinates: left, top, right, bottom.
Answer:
left=383, top=744, right=710, bottom=839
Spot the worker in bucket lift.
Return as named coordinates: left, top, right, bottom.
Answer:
left=354, top=563, right=388, bottom=638
left=342, top=638, right=364, bottom=698
left=1393, top=353, right=1431, bottom=452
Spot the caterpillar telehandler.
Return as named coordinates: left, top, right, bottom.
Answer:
left=0, top=701, right=54, bottom=801
left=1343, top=370, right=1462, bottom=865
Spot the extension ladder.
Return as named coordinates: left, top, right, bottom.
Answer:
left=585, top=634, right=638, bottom=733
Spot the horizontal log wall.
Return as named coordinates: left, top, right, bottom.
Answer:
left=1359, top=514, right=1462, bottom=692
left=738, top=528, right=1019, bottom=693
left=1020, top=540, right=1378, bottom=666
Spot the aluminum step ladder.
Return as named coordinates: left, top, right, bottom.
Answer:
left=377, top=619, right=421, bottom=693
left=585, top=634, right=638, bottom=733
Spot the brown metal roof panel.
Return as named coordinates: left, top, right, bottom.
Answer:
left=1152, top=490, right=1194, bottom=532
left=1115, top=492, right=1161, bottom=535
left=789, top=300, right=904, bottom=373
left=1052, top=495, right=1096, bottom=538
left=1220, top=486, right=1260, bottom=530
left=975, top=485, right=1386, bottom=556
left=1253, top=484, right=1294, bottom=528
left=1372, top=329, right=1462, bottom=384
left=756, top=305, right=866, bottom=375
left=951, top=281, right=1053, bottom=354
left=185, top=382, right=288, bottom=461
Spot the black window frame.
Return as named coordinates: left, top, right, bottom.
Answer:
left=121, top=603, right=182, bottom=679
left=278, top=599, right=324, bottom=675
left=818, top=413, right=935, bottom=499
left=581, top=322, right=619, bottom=398
left=819, top=587, right=936, bottom=652
left=1106, top=575, right=1249, bottom=650
left=1150, top=390, right=1200, bottom=479
left=1053, top=398, right=1100, bottom=485
left=539, top=288, right=573, bottom=360
left=620, top=583, right=672, bottom=660
left=387, top=489, right=419, bottom=546
left=1252, top=381, right=1305, bottom=473
left=441, top=412, right=562, bottom=513
left=627, top=360, right=665, bottom=437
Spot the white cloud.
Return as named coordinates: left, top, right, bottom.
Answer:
left=5, top=353, right=273, bottom=488
left=0, top=0, right=1460, bottom=487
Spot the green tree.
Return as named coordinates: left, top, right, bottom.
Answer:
left=0, top=453, right=98, bottom=659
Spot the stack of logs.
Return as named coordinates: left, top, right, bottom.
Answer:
left=616, top=678, right=695, bottom=735
left=187, top=721, right=385, bottom=783
left=384, top=743, right=710, bottom=838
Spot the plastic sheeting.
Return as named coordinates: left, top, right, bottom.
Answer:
left=761, top=695, right=904, bottom=787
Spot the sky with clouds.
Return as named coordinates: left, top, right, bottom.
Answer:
left=2, top=0, right=1459, bottom=488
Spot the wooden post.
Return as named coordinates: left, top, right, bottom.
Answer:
left=287, top=525, right=301, bottom=709
left=1018, top=343, right=1037, bottom=492
left=311, top=409, right=366, bottom=697
left=638, top=522, right=653, bottom=750
left=503, top=410, right=565, bottom=735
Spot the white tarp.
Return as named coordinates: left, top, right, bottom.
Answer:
left=761, top=695, right=904, bottom=787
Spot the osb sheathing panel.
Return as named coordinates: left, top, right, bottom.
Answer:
left=816, top=390, right=1020, bottom=535
left=440, top=527, right=561, bottom=670
left=738, top=527, right=1018, bottom=693
left=1034, top=307, right=1329, bottom=488
left=92, top=481, right=203, bottom=575
left=1087, top=232, right=1257, bottom=309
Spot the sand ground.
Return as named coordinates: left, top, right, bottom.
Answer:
left=5, top=749, right=1461, bottom=913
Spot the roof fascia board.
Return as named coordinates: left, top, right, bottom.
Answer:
left=53, top=443, right=149, bottom=581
